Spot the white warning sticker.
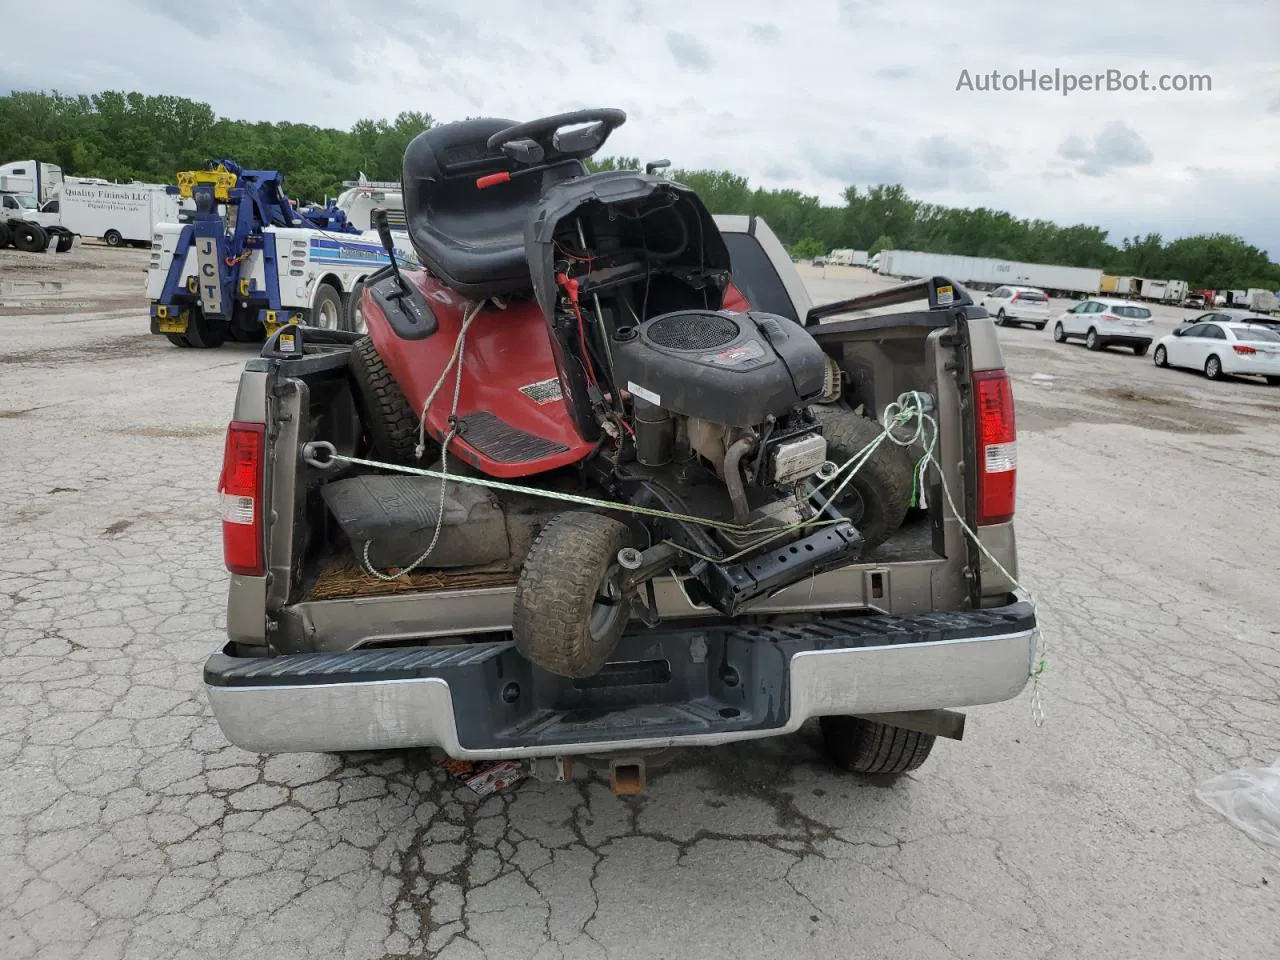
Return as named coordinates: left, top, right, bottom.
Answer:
left=627, top=381, right=661, bottom=405
left=518, top=377, right=563, bottom=405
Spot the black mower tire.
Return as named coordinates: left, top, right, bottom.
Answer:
left=12, top=222, right=47, bottom=253
left=512, top=511, right=632, bottom=679
left=820, top=716, right=936, bottom=775
left=54, top=231, right=75, bottom=253
left=166, top=334, right=194, bottom=348
left=813, top=408, right=915, bottom=549
left=349, top=335, right=421, bottom=463
left=0, top=222, right=11, bottom=248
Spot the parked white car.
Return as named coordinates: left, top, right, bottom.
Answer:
left=1052, top=297, right=1154, bottom=355
left=981, top=285, right=1051, bottom=329
left=1180, top=309, right=1280, bottom=333
left=1153, top=321, right=1280, bottom=384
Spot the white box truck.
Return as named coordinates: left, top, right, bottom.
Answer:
left=1245, top=289, right=1278, bottom=312
left=50, top=179, right=183, bottom=247
left=0, top=160, right=63, bottom=204
left=827, top=249, right=869, bottom=267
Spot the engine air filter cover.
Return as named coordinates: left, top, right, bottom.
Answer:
left=645, top=312, right=740, bottom=351
left=612, top=309, right=827, bottom=427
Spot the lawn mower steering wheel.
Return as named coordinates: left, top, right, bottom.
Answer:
left=487, top=108, right=627, bottom=164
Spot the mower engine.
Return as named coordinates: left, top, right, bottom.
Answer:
left=611, top=308, right=832, bottom=539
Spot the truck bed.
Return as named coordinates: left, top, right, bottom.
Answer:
left=301, top=510, right=940, bottom=604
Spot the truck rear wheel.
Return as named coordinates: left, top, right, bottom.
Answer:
left=345, top=280, right=366, bottom=333
left=819, top=716, right=936, bottom=775
left=810, top=408, right=915, bottom=550
left=512, top=511, right=633, bottom=679
left=12, top=222, right=47, bottom=252
left=104, top=230, right=123, bottom=247
left=311, top=283, right=342, bottom=330
left=349, top=336, right=422, bottom=463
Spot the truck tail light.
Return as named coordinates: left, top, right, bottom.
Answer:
left=974, top=370, right=1016, bottom=525
left=1233, top=345, right=1256, bottom=355
left=218, top=422, right=266, bottom=576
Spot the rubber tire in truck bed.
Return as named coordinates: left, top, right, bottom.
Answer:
left=349, top=336, right=424, bottom=464
left=811, top=408, right=915, bottom=549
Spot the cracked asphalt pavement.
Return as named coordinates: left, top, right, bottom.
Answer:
left=3, top=249, right=1278, bottom=959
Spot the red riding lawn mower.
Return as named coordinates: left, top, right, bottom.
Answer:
left=330, top=108, right=913, bottom=678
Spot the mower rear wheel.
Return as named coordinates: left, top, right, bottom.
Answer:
left=512, top=512, right=633, bottom=679
left=813, top=408, right=915, bottom=549
left=349, top=335, right=422, bottom=463
left=165, top=334, right=193, bottom=348
left=0, top=222, right=10, bottom=248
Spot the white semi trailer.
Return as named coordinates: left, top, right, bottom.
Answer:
left=877, top=250, right=1102, bottom=296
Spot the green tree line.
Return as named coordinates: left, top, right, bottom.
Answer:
left=0, top=90, right=429, bottom=203
left=4, top=90, right=1276, bottom=289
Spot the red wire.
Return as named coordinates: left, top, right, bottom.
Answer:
left=569, top=297, right=597, bottom=386
left=556, top=272, right=598, bottom=387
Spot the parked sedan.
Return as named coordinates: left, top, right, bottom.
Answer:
left=1181, top=309, right=1279, bottom=332
left=1052, top=298, right=1155, bottom=354
left=981, top=285, right=1051, bottom=328
left=1153, top=321, right=1280, bottom=384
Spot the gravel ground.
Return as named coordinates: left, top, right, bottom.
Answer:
left=2, top=248, right=1278, bottom=959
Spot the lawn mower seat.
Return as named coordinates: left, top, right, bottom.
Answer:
left=402, top=118, right=586, bottom=300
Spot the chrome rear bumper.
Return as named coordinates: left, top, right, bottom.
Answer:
left=205, top=594, right=1037, bottom=759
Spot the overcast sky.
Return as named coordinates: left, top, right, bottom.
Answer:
left=6, top=0, right=1280, bottom=256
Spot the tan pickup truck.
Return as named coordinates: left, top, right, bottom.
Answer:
left=204, top=214, right=1036, bottom=784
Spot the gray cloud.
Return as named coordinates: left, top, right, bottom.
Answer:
left=918, top=135, right=974, bottom=170
left=804, top=140, right=906, bottom=190
left=584, top=35, right=616, bottom=66
left=836, top=0, right=880, bottom=26
left=875, top=66, right=915, bottom=81
left=665, top=32, right=712, bottom=72
left=747, top=22, right=782, bottom=44
left=1057, top=122, right=1153, bottom=177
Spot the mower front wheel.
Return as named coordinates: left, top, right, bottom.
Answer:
left=813, top=408, right=915, bottom=549
left=512, top=512, right=633, bottom=679
left=349, top=336, right=423, bottom=463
